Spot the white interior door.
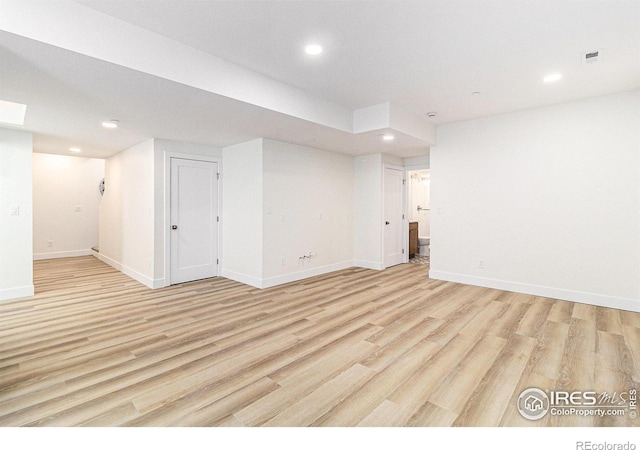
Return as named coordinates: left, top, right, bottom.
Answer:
left=170, top=158, right=219, bottom=284
left=384, top=166, right=405, bottom=268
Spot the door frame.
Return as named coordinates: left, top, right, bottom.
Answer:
left=163, top=151, right=223, bottom=287
left=382, top=163, right=408, bottom=268
left=404, top=161, right=430, bottom=266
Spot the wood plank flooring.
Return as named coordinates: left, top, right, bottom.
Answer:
left=0, top=256, right=639, bottom=426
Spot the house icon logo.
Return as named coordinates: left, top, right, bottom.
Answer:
left=517, top=388, right=550, bottom=420
left=525, top=395, right=544, bottom=411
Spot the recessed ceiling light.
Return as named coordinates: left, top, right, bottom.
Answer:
left=305, top=44, right=323, bottom=56
left=0, top=99, right=27, bottom=126
left=543, top=73, right=562, bottom=83
left=381, top=134, right=394, bottom=141
left=69, top=147, right=82, bottom=153
left=102, top=119, right=119, bottom=129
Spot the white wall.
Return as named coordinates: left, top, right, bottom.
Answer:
left=353, top=153, right=406, bottom=270
left=98, top=139, right=158, bottom=287
left=430, top=90, right=640, bottom=311
left=95, top=136, right=409, bottom=290
left=262, top=139, right=354, bottom=285
left=404, top=153, right=430, bottom=171
left=98, top=138, right=222, bottom=288
left=221, top=138, right=355, bottom=288
left=0, top=128, right=33, bottom=300
left=354, top=154, right=383, bottom=269
left=156, top=139, right=223, bottom=159
left=32, top=153, right=104, bottom=259
left=221, top=139, right=264, bottom=286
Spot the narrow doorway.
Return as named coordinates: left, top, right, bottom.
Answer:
left=407, top=169, right=430, bottom=267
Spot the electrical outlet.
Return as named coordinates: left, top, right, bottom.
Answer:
left=47, top=240, right=53, bottom=248
left=281, top=257, right=286, bottom=266
left=478, top=259, right=485, bottom=269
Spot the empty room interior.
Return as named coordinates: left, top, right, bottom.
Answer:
left=1, top=0, right=640, bottom=435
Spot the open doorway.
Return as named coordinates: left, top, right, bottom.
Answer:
left=32, top=153, right=104, bottom=261
left=407, top=169, right=430, bottom=266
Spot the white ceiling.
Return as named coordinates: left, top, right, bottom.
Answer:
left=1, top=0, right=639, bottom=159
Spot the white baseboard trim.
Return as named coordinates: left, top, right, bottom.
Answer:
left=354, top=260, right=384, bottom=270
left=220, top=269, right=263, bottom=289
left=148, top=277, right=165, bottom=289
left=261, top=261, right=354, bottom=289
left=222, top=261, right=355, bottom=289
left=0, top=285, right=34, bottom=301
left=33, top=249, right=92, bottom=260
left=429, top=270, right=640, bottom=313
left=93, top=252, right=162, bottom=289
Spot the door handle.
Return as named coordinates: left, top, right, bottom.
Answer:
left=171, top=225, right=178, bottom=230
left=385, top=221, right=390, bottom=225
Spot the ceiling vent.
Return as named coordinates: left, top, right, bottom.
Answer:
left=582, top=50, right=601, bottom=65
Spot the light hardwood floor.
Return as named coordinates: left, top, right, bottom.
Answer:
left=1, top=256, right=639, bottom=427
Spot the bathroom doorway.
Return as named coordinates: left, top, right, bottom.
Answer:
left=407, top=169, right=430, bottom=266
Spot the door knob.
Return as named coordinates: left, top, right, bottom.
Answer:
left=385, top=221, right=390, bottom=225
left=171, top=225, right=178, bottom=230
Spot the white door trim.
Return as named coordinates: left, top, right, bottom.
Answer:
left=163, top=151, right=222, bottom=287
left=405, top=163, right=430, bottom=268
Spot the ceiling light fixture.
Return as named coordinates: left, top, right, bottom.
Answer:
left=69, top=147, right=82, bottom=153
left=0, top=99, right=27, bottom=126
left=543, top=73, right=562, bottom=83
left=426, top=111, right=437, bottom=118
left=381, top=134, right=394, bottom=141
left=102, top=119, right=119, bottom=129
left=305, top=44, right=323, bottom=56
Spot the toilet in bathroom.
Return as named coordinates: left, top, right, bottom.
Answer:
left=418, top=236, right=430, bottom=257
